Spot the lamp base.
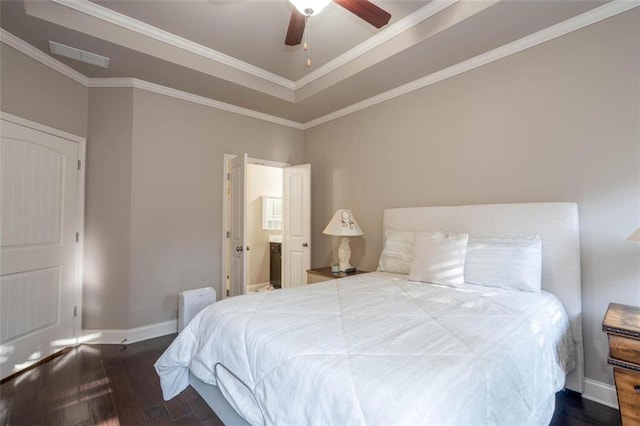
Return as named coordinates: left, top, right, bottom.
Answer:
left=338, top=237, right=353, bottom=272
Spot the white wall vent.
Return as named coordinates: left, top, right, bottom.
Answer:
left=49, top=41, right=110, bottom=68
left=178, top=287, right=216, bottom=333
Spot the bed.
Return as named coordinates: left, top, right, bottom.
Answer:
left=155, top=202, right=583, bottom=425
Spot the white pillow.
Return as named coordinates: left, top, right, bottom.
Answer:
left=377, top=229, right=446, bottom=274
left=408, top=233, right=469, bottom=288
left=464, top=235, right=542, bottom=292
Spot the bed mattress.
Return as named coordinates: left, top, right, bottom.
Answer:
left=155, top=272, right=575, bottom=425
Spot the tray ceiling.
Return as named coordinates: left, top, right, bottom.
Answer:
left=0, top=0, right=615, bottom=125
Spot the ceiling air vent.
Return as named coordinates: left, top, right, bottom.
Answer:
left=49, top=41, right=110, bottom=68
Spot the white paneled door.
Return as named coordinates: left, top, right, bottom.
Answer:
left=229, top=154, right=247, bottom=297
left=0, top=117, right=81, bottom=380
left=283, top=164, right=311, bottom=287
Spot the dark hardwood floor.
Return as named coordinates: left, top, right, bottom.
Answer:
left=551, top=390, right=621, bottom=426
left=0, top=334, right=621, bottom=425
left=0, top=334, right=222, bottom=425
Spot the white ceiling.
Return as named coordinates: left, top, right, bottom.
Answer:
left=0, top=0, right=614, bottom=124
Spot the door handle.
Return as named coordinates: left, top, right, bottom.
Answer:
left=246, top=246, right=250, bottom=251
left=236, top=246, right=243, bottom=252
left=302, top=243, right=308, bottom=247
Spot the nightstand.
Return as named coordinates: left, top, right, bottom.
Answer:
left=306, top=267, right=369, bottom=284
left=602, top=303, right=640, bottom=425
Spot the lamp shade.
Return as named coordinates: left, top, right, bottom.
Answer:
left=289, top=0, right=332, bottom=16
left=629, top=227, right=640, bottom=242
left=323, top=209, right=363, bottom=237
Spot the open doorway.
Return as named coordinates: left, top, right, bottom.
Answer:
left=222, top=154, right=311, bottom=298
left=246, top=163, right=282, bottom=292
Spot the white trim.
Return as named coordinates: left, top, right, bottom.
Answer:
left=221, top=153, right=236, bottom=301
left=295, top=0, right=457, bottom=89
left=89, top=78, right=305, bottom=130
left=80, top=320, right=177, bottom=345
left=582, top=378, right=619, bottom=409
left=87, top=77, right=132, bottom=88
left=0, top=112, right=86, bottom=143
left=74, top=133, right=86, bottom=347
left=50, top=0, right=295, bottom=90
left=302, top=0, right=640, bottom=129
left=0, top=29, right=89, bottom=86
left=247, top=157, right=291, bottom=168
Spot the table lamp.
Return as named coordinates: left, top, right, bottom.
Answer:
left=323, top=209, right=363, bottom=272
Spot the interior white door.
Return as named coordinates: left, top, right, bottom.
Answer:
left=282, top=164, right=311, bottom=287
left=229, top=154, right=247, bottom=297
left=0, top=119, right=79, bottom=380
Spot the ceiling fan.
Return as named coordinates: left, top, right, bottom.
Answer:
left=285, top=0, right=392, bottom=46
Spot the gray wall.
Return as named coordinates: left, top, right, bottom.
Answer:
left=84, top=88, right=133, bottom=329
left=0, top=45, right=88, bottom=137
left=85, top=88, right=304, bottom=329
left=1, top=43, right=304, bottom=330
left=304, top=9, right=640, bottom=387
left=127, top=89, right=303, bottom=328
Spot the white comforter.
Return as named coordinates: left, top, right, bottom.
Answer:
left=155, top=272, right=575, bottom=425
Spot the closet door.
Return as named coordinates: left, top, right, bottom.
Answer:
left=228, top=154, right=247, bottom=297
left=0, top=118, right=81, bottom=380
left=282, top=164, right=311, bottom=287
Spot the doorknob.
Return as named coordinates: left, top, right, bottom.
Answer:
left=235, top=246, right=243, bottom=252
left=246, top=246, right=250, bottom=251
left=302, top=243, right=308, bottom=247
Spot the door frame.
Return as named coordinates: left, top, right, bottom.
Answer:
left=221, top=154, right=289, bottom=299
left=0, top=111, right=86, bottom=345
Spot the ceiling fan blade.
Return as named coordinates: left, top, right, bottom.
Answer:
left=285, top=9, right=306, bottom=46
left=333, top=0, right=391, bottom=28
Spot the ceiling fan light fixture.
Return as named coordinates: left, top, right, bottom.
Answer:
left=289, top=0, right=331, bottom=16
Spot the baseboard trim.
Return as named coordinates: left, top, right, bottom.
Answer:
left=81, top=320, right=177, bottom=345
left=582, top=378, right=619, bottom=409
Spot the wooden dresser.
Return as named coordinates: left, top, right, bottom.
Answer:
left=603, top=303, right=640, bottom=425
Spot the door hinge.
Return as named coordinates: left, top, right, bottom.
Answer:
left=226, top=231, right=230, bottom=238
left=77, top=159, right=81, bottom=170
left=227, top=173, right=230, bottom=180
left=75, top=232, right=79, bottom=242
left=73, top=306, right=78, bottom=317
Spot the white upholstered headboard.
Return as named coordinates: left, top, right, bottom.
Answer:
left=383, top=202, right=584, bottom=392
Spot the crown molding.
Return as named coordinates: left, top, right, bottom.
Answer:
left=294, top=0, right=458, bottom=89
left=4, top=1, right=637, bottom=132
left=89, top=78, right=305, bottom=130
left=303, top=0, right=640, bottom=129
left=49, top=0, right=460, bottom=94
left=0, top=28, right=89, bottom=86
left=1, top=30, right=303, bottom=129
left=50, top=0, right=295, bottom=91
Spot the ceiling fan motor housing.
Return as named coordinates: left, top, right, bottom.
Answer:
left=285, top=0, right=392, bottom=47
